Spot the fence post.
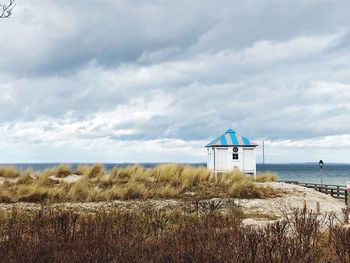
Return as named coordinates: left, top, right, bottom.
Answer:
left=303, top=194, right=307, bottom=212
left=331, top=189, right=333, bottom=197
left=345, top=191, right=348, bottom=205
left=345, top=181, right=350, bottom=207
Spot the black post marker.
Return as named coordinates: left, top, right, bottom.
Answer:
left=319, top=160, right=324, bottom=192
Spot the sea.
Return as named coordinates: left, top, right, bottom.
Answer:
left=1, top=163, right=350, bottom=186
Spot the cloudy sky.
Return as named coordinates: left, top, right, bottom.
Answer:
left=0, top=0, right=350, bottom=163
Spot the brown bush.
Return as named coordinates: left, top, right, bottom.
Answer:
left=0, top=206, right=346, bottom=263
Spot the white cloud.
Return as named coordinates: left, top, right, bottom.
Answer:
left=237, top=32, right=344, bottom=64
left=1, top=1, right=350, bottom=162
left=263, top=134, right=350, bottom=149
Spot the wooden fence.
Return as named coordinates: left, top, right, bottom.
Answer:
left=279, top=180, right=348, bottom=204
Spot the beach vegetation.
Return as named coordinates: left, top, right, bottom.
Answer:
left=56, top=164, right=71, bottom=178
left=0, top=163, right=279, bottom=203
left=17, top=169, right=34, bottom=184
left=255, top=172, right=278, bottom=182
left=87, top=163, right=105, bottom=178
left=0, top=205, right=348, bottom=262
left=0, top=166, right=20, bottom=178
left=75, top=164, right=91, bottom=176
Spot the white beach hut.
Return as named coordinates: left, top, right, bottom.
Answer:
left=205, top=129, right=258, bottom=175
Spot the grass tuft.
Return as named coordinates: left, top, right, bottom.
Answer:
left=67, top=180, right=91, bottom=202
left=87, top=163, right=105, bottom=178
left=75, top=165, right=90, bottom=176
left=229, top=181, right=264, bottom=198
left=0, top=166, right=20, bottom=178
left=17, top=169, right=34, bottom=184
left=255, top=172, right=278, bottom=182
left=56, top=164, right=71, bottom=178
left=0, top=186, right=14, bottom=203
left=123, top=183, right=148, bottom=200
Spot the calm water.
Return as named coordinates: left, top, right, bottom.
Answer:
left=1, top=163, right=350, bottom=186
left=257, top=164, right=350, bottom=186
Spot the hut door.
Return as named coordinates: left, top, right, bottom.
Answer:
left=243, top=149, right=254, bottom=171
left=217, top=148, right=228, bottom=170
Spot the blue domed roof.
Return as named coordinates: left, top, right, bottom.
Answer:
left=206, top=129, right=257, bottom=147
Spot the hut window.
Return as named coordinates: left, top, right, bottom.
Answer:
left=232, top=153, right=239, bottom=160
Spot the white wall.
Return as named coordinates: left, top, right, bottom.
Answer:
left=206, top=147, right=214, bottom=170
left=207, top=146, right=256, bottom=175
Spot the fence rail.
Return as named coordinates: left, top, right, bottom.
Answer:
left=279, top=180, right=348, bottom=204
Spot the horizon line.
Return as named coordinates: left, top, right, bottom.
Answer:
left=0, top=162, right=350, bottom=165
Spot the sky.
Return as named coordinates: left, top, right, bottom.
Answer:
left=0, top=0, right=350, bottom=164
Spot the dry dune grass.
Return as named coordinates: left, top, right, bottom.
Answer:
left=0, top=166, right=20, bottom=178
left=255, top=172, right=278, bottom=182
left=75, top=164, right=91, bottom=176
left=56, top=164, right=71, bottom=178
left=87, top=163, right=105, bottom=179
left=0, top=164, right=279, bottom=203
left=17, top=169, right=34, bottom=184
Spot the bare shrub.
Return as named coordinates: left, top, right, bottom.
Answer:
left=0, top=0, right=15, bottom=18
left=199, top=199, right=223, bottom=214
left=341, top=207, right=350, bottom=224
left=0, top=206, right=347, bottom=262
left=227, top=199, right=244, bottom=218
left=329, top=225, right=350, bottom=262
